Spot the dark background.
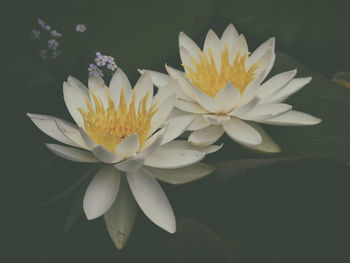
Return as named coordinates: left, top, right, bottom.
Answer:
left=2, top=0, right=350, bottom=262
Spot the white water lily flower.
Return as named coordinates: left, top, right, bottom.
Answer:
left=27, top=68, right=221, bottom=249
left=140, top=24, right=321, bottom=151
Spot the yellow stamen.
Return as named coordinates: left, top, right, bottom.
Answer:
left=183, top=44, right=258, bottom=97
left=78, top=86, right=158, bottom=152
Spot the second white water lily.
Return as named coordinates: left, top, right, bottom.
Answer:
left=27, top=68, right=220, bottom=249
left=140, top=24, right=321, bottom=151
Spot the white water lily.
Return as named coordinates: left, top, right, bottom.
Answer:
left=27, top=68, right=221, bottom=249
left=140, top=24, right=321, bottom=152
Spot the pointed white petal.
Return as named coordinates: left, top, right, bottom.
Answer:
left=153, top=83, right=177, bottom=105
left=148, top=93, right=176, bottom=136
left=55, top=119, right=89, bottom=150
left=266, top=77, right=312, bottom=103
left=238, top=77, right=262, bottom=106
left=165, top=107, right=188, bottom=121
left=254, top=48, right=275, bottom=80
left=229, top=34, right=248, bottom=64
left=88, top=75, right=108, bottom=108
left=179, top=31, right=201, bottom=61
left=160, top=140, right=223, bottom=154
left=67, top=76, right=88, bottom=93
left=248, top=37, right=275, bottom=68
left=261, top=110, right=322, bottom=126
left=165, top=64, right=195, bottom=100
left=83, top=166, right=120, bottom=220
left=46, top=143, right=99, bottom=163
left=242, top=122, right=281, bottom=153
left=115, top=134, right=139, bottom=158
left=138, top=69, right=171, bottom=88
left=146, top=162, right=215, bottom=185
left=139, top=128, right=165, bottom=156
left=223, top=117, right=262, bottom=146
left=27, top=113, right=77, bottom=146
left=203, top=114, right=231, bottom=125
left=133, top=72, right=153, bottom=111
left=79, top=127, right=98, bottom=149
left=203, top=29, right=223, bottom=72
left=92, top=145, right=124, bottom=164
left=188, top=125, right=225, bottom=146
left=63, top=81, right=88, bottom=127
left=258, top=69, right=297, bottom=101
left=243, top=103, right=292, bottom=121
left=229, top=96, right=261, bottom=117
left=104, top=176, right=138, bottom=250
left=214, top=82, right=240, bottom=112
left=187, top=115, right=211, bottom=131
left=221, top=24, right=240, bottom=47
left=161, top=115, right=194, bottom=145
left=175, top=99, right=209, bottom=114
left=127, top=168, right=175, bottom=233
left=193, top=87, right=221, bottom=113
left=113, top=156, right=145, bottom=172
left=144, top=148, right=204, bottom=169
left=109, top=68, right=132, bottom=107
left=180, top=47, right=196, bottom=71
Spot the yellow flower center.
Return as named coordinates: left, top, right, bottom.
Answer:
left=183, top=44, right=258, bottom=97
left=78, top=87, right=158, bottom=152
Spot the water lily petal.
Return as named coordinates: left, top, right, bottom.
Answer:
left=67, top=76, right=88, bottom=93
left=115, top=134, right=139, bottom=158
left=46, top=143, right=99, bottom=163
left=193, top=87, right=221, bottom=113
left=144, top=148, right=204, bottom=169
left=88, top=75, right=109, bottom=108
left=114, top=156, right=145, bottom=172
left=229, top=96, right=261, bottom=117
left=223, top=117, right=262, bottom=146
left=257, top=69, right=297, bottom=101
left=203, top=114, right=231, bottom=125
left=248, top=37, right=275, bottom=69
left=266, top=77, right=312, bottom=103
left=238, top=77, right=262, bottom=106
left=79, top=127, right=98, bottom=149
left=146, top=162, right=215, bottom=185
left=214, top=82, right=240, bottom=112
left=55, top=119, right=89, bottom=150
left=127, top=168, right=176, bottom=233
left=165, top=64, right=195, bottom=101
left=230, top=34, right=248, bottom=64
left=92, top=145, right=124, bottom=164
left=148, top=93, right=176, bottom=136
left=27, top=113, right=78, bottom=146
left=133, top=71, right=153, bottom=111
left=180, top=47, right=196, bottom=72
left=221, top=23, right=240, bottom=48
left=243, top=103, right=293, bottom=121
left=175, top=99, right=209, bottom=114
left=188, top=125, right=225, bottom=146
left=254, top=48, right=275, bottom=80
left=83, top=166, right=120, bottom=220
left=187, top=115, right=211, bottom=131
left=104, top=176, right=138, bottom=250
left=109, top=68, right=132, bottom=107
left=63, top=81, right=88, bottom=127
left=160, top=140, right=223, bottom=154
left=138, top=69, right=171, bottom=88
left=203, top=29, right=223, bottom=72
left=161, top=115, right=194, bottom=145
left=179, top=31, right=201, bottom=61
left=261, top=110, right=322, bottom=126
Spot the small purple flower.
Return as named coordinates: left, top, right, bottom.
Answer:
left=44, top=25, right=51, bottom=31
left=96, top=52, right=102, bottom=57
left=51, top=30, right=62, bottom=38
left=95, top=55, right=107, bottom=66
left=30, top=29, right=41, bottom=40
left=48, top=39, right=59, bottom=51
left=76, top=24, right=87, bottom=33
left=39, top=49, right=48, bottom=60
left=107, top=61, right=117, bottom=71
left=38, top=19, right=45, bottom=27
left=88, top=64, right=99, bottom=76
